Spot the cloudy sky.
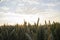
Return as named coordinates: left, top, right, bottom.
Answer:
left=0, top=0, right=60, bottom=25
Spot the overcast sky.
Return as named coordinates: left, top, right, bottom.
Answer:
left=0, top=0, right=60, bottom=25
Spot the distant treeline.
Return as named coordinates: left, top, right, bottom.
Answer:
left=0, top=19, right=60, bottom=40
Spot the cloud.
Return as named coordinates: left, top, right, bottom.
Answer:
left=22, top=0, right=39, bottom=4
left=1, top=0, right=11, bottom=2
left=1, top=6, right=9, bottom=10
left=0, top=0, right=60, bottom=25
left=0, top=0, right=60, bottom=14
left=0, top=6, right=10, bottom=12
left=0, top=0, right=39, bottom=13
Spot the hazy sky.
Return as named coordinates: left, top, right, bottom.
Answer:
left=0, top=0, right=60, bottom=25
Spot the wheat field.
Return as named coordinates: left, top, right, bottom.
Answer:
left=0, top=19, right=60, bottom=40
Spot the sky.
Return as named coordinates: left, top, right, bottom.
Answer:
left=0, top=0, right=60, bottom=25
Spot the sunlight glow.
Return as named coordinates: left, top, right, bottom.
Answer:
left=0, top=12, right=59, bottom=25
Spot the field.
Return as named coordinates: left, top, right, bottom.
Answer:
left=0, top=20, right=60, bottom=40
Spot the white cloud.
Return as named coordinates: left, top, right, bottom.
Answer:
left=0, top=0, right=9, bottom=3
left=0, top=0, right=60, bottom=15
left=22, top=0, right=39, bottom=4
left=1, top=6, right=9, bottom=10
left=0, top=6, right=10, bottom=12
